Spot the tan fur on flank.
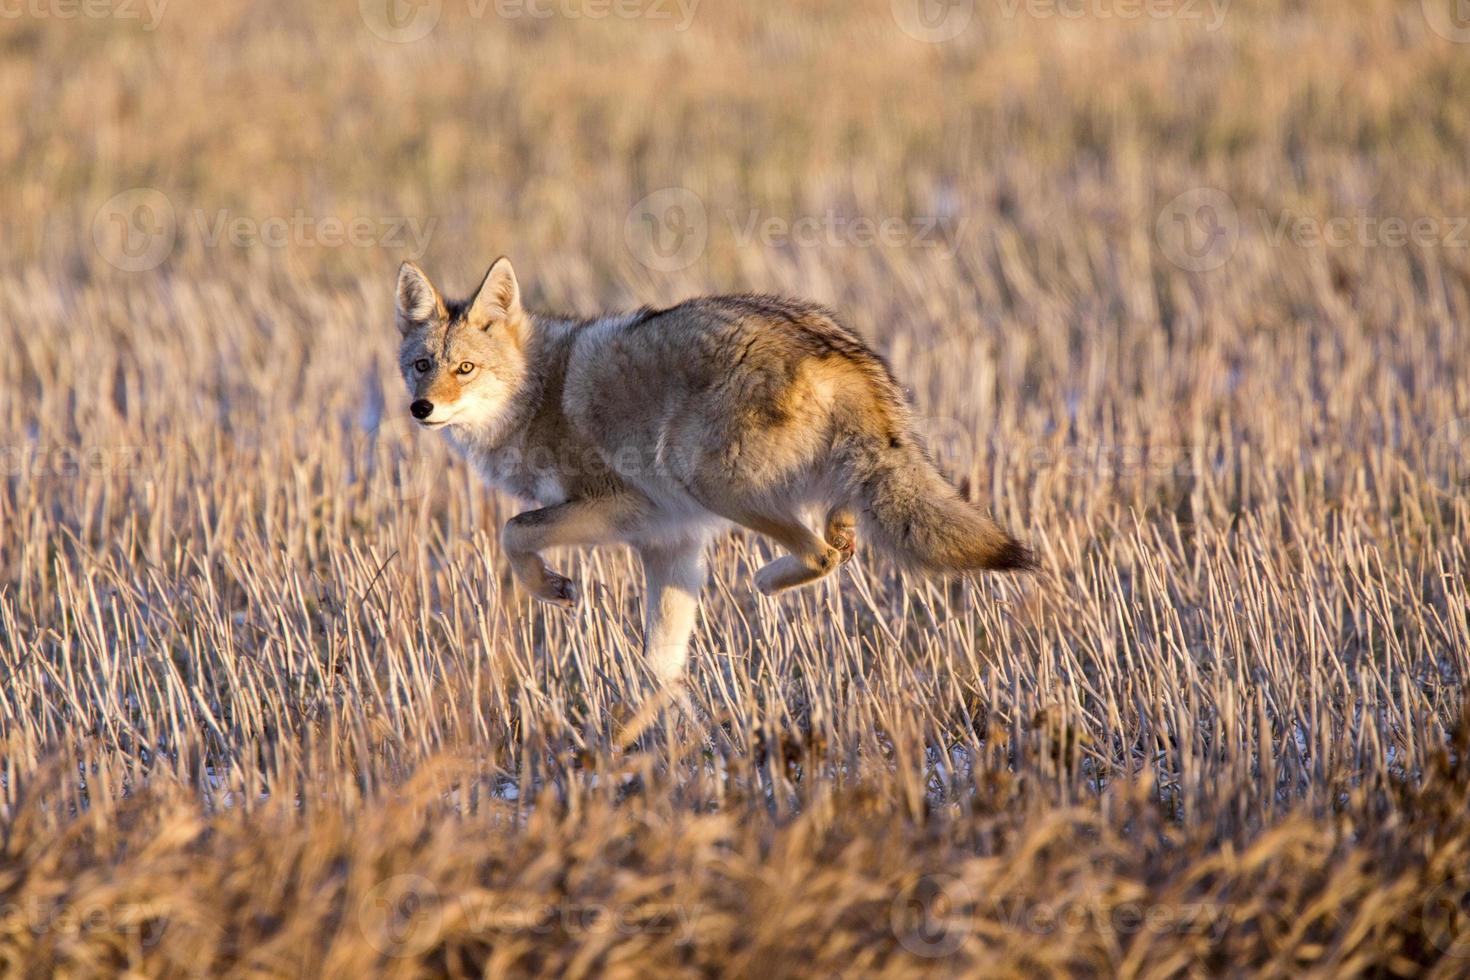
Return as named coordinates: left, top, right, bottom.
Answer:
left=395, top=258, right=1032, bottom=683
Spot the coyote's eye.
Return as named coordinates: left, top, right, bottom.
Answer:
left=456, top=361, right=475, bottom=375
left=414, top=359, right=431, bottom=373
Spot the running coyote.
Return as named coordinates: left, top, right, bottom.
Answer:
left=395, top=258, right=1031, bottom=682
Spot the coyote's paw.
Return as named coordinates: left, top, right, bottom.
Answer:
left=753, top=562, right=786, bottom=596
left=755, top=547, right=843, bottom=595
left=824, top=509, right=857, bottom=565
left=532, top=571, right=579, bottom=608
left=827, top=526, right=857, bottom=564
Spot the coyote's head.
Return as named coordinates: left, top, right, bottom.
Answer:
left=394, top=257, right=529, bottom=436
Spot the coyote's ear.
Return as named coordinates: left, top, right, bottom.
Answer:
left=396, top=260, right=445, bottom=334
left=466, top=257, right=523, bottom=329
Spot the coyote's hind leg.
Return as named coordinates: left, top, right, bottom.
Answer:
left=683, top=478, right=842, bottom=594
left=734, top=513, right=843, bottom=596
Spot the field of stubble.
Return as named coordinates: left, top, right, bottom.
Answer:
left=2, top=1, right=1469, bottom=976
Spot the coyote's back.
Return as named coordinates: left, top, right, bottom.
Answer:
left=562, top=293, right=1034, bottom=576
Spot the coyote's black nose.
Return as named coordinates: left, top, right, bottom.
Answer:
left=410, top=399, right=433, bottom=420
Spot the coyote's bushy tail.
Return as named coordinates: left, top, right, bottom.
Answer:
left=853, top=438, right=1033, bottom=575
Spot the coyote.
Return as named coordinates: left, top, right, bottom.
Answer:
left=394, top=258, right=1032, bottom=683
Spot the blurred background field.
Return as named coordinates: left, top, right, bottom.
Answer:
left=2, top=0, right=1470, bottom=975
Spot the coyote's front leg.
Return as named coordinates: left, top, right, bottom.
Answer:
left=500, top=495, right=641, bottom=607
left=638, top=541, right=707, bottom=683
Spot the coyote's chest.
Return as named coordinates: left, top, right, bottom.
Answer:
left=469, top=443, right=564, bottom=505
